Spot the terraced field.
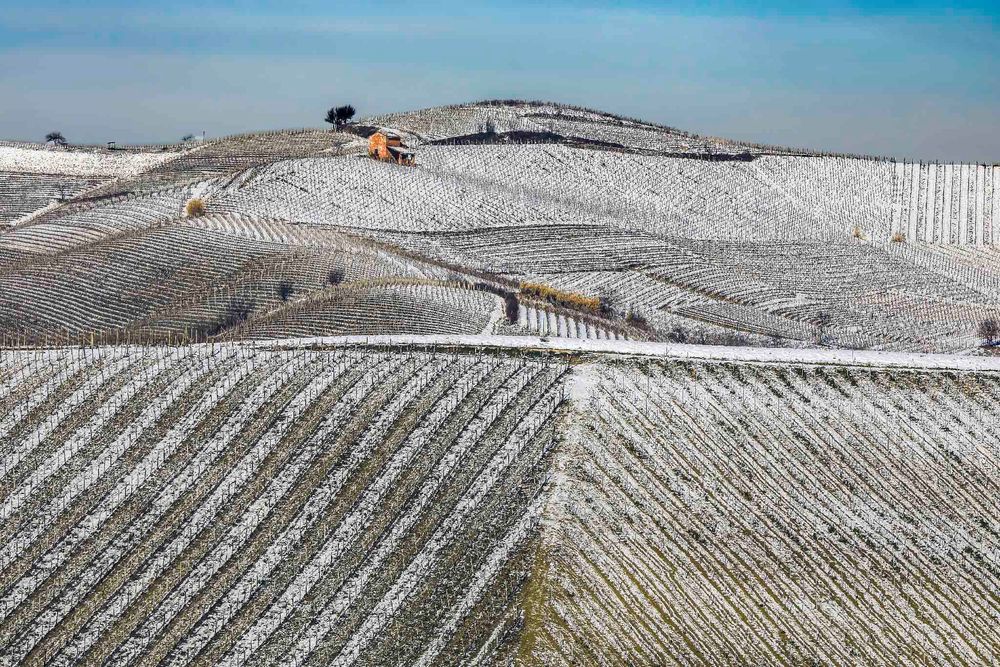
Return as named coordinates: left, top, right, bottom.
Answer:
left=891, top=161, right=998, bottom=245
left=213, top=143, right=997, bottom=247
left=228, top=283, right=502, bottom=339
left=0, top=142, right=183, bottom=227
left=209, top=146, right=886, bottom=239
left=1, top=340, right=997, bottom=666
left=82, top=129, right=358, bottom=199
left=369, top=224, right=1000, bottom=352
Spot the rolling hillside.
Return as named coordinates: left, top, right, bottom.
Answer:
left=1, top=99, right=998, bottom=665
left=0, top=142, right=183, bottom=228
left=1, top=100, right=997, bottom=353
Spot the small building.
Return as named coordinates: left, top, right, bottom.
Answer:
left=368, top=130, right=416, bottom=166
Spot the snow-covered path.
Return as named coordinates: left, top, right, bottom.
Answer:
left=239, top=334, right=1000, bottom=372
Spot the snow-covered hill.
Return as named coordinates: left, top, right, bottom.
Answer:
left=0, top=99, right=996, bottom=351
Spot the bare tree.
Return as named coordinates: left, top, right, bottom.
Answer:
left=979, top=319, right=999, bottom=347
left=816, top=311, right=832, bottom=345
left=503, top=293, right=519, bottom=324
left=45, top=131, right=67, bottom=146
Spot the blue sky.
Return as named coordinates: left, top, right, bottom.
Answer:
left=1, top=1, right=997, bottom=161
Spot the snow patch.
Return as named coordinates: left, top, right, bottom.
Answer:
left=565, top=362, right=598, bottom=403
left=0, top=146, right=177, bottom=177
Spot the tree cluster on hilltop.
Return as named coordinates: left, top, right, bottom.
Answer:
left=325, top=105, right=356, bottom=130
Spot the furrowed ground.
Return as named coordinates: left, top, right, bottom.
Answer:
left=0, top=344, right=567, bottom=667
left=526, top=356, right=1000, bottom=666
left=0, top=340, right=997, bottom=666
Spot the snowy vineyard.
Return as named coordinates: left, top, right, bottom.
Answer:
left=2, top=97, right=998, bottom=667
left=365, top=100, right=792, bottom=156
left=0, top=204, right=650, bottom=348
left=0, top=129, right=357, bottom=229
left=1, top=179, right=997, bottom=352
left=0, top=187, right=195, bottom=260
left=81, top=129, right=357, bottom=201
left=0, top=344, right=567, bottom=666
left=0, top=173, right=106, bottom=227
left=890, top=161, right=998, bottom=246
left=2, top=100, right=998, bottom=354
left=236, top=145, right=996, bottom=246
left=367, top=223, right=1000, bottom=352
left=0, top=102, right=1000, bottom=353
left=530, top=357, right=1000, bottom=667
left=229, top=284, right=503, bottom=340
left=1, top=341, right=998, bottom=666
left=3, top=103, right=998, bottom=246
left=0, top=214, right=509, bottom=346
left=6, top=143, right=991, bottom=248
left=209, top=147, right=894, bottom=239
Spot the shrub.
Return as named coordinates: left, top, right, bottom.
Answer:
left=721, top=331, right=750, bottom=347
left=625, top=310, right=649, bottom=329
left=667, top=326, right=689, bottom=343
left=207, top=301, right=253, bottom=336
left=519, top=282, right=601, bottom=313
left=472, top=281, right=502, bottom=297
left=327, top=268, right=345, bottom=285
left=277, top=281, right=294, bottom=301
left=891, top=231, right=906, bottom=243
left=185, top=198, right=206, bottom=217
left=479, top=119, right=498, bottom=136
left=979, top=319, right=999, bottom=347
left=45, top=131, right=67, bottom=146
